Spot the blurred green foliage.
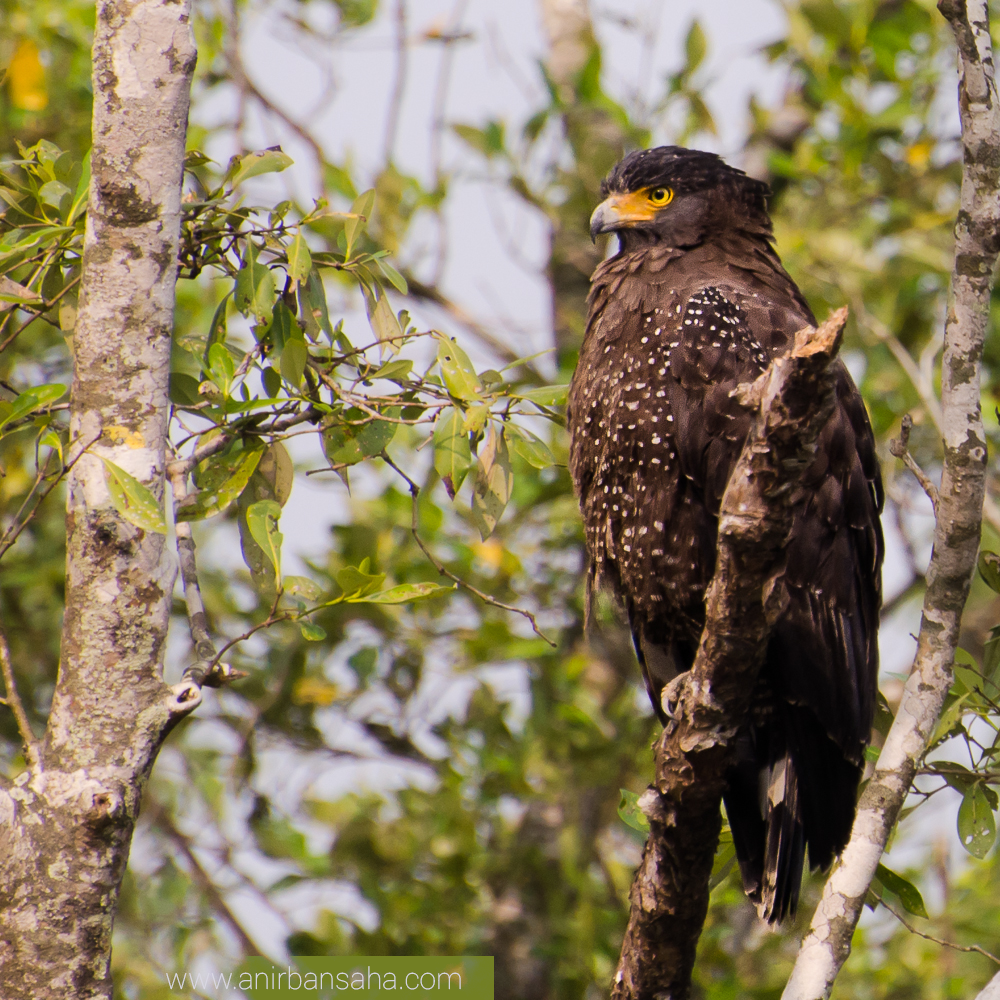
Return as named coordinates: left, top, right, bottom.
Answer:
left=2, top=2, right=1000, bottom=999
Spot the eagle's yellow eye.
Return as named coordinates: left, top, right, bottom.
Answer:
left=648, top=187, right=673, bottom=206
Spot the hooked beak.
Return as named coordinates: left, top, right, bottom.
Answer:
left=589, top=191, right=658, bottom=242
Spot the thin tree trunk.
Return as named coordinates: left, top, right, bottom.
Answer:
left=0, top=2, right=198, bottom=996
left=782, top=2, right=1000, bottom=997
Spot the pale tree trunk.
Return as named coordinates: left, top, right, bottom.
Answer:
left=976, top=972, right=1000, bottom=1000
left=0, top=2, right=198, bottom=996
left=782, top=1, right=1000, bottom=997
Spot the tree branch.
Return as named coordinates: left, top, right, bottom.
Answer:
left=612, top=308, right=849, bottom=1000
left=0, top=620, right=38, bottom=768
left=146, top=799, right=263, bottom=958
left=783, top=3, right=1000, bottom=996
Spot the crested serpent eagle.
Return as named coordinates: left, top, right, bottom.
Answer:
left=567, top=146, right=883, bottom=921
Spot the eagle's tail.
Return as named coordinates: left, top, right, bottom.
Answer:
left=723, top=725, right=805, bottom=922
left=724, top=707, right=863, bottom=922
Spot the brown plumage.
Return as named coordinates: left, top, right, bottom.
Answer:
left=568, top=146, right=883, bottom=921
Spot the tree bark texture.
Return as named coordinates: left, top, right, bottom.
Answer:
left=0, top=2, right=197, bottom=997
left=782, top=3, right=1000, bottom=997
left=976, top=971, right=1000, bottom=1000
left=611, top=311, right=849, bottom=1000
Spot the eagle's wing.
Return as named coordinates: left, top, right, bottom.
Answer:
left=588, top=279, right=883, bottom=920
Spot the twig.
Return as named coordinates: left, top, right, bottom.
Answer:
left=207, top=600, right=290, bottom=675
left=0, top=275, right=81, bottom=355
left=0, top=620, right=38, bottom=768
left=380, top=451, right=556, bottom=646
left=890, top=414, right=939, bottom=513
left=783, top=3, right=1000, bottom=995
left=147, top=799, right=262, bottom=957
left=168, top=465, right=229, bottom=690
left=404, top=275, right=543, bottom=377
left=853, top=296, right=944, bottom=434
left=0, top=430, right=100, bottom=562
left=880, top=897, right=1000, bottom=967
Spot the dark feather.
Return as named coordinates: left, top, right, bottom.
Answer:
left=569, top=146, right=883, bottom=922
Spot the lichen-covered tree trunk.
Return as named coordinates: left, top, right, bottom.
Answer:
left=0, top=2, right=197, bottom=996
left=783, top=2, right=1000, bottom=996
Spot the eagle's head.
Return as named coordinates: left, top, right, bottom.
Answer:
left=590, top=146, right=772, bottom=250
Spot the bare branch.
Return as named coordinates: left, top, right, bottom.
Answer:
left=890, top=414, right=940, bottom=512
left=0, top=620, right=38, bottom=768
left=147, top=799, right=262, bottom=957
left=879, top=897, right=1000, bottom=967
left=380, top=452, right=556, bottom=646
left=783, top=3, right=1000, bottom=996
left=612, top=309, right=849, bottom=999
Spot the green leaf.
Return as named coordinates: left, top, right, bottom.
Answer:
left=227, top=147, right=294, bottom=188
left=684, top=19, right=708, bottom=73
left=204, top=292, right=230, bottom=363
left=875, top=863, right=929, bottom=917
left=376, top=257, right=408, bottom=294
left=284, top=575, right=325, bottom=602
left=352, top=582, right=455, bottom=604
left=287, top=229, right=312, bottom=288
left=368, top=290, right=403, bottom=352
left=176, top=443, right=264, bottom=521
left=322, top=408, right=398, bottom=466
left=68, top=150, right=91, bottom=223
left=300, top=622, right=327, bottom=642
left=334, top=0, right=378, bottom=27
left=262, top=366, right=282, bottom=398
left=958, top=783, right=997, bottom=858
left=471, top=424, right=513, bottom=540
left=38, top=428, right=63, bottom=464
left=39, top=179, right=70, bottom=210
left=298, top=269, right=334, bottom=343
left=371, top=358, right=412, bottom=382
left=463, top=404, right=490, bottom=436
left=979, top=551, right=1000, bottom=593
left=452, top=121, right=506, bottom=158
left=515, top=384, right=569, bottom=407
left=246, top=500, right=283, bottom=585
left=508, top=426, right=556, bottom=469
left=280, top=326, right=308, bottom=389
left=0, top=275, right=42, bottom=307
left=0, top=383, right=66, bottom=432
left=234, top=240, right=277, bottom=326
left=437, top=337, right=483, bottom=399
left=337, top=558, right=385, bottom=597
left=344, top=188, right=375, bottom=259
left=169, top=372, right=200, bottom=406
left=433, top=407, right=473, bottom=499
left=100, top=458, right=167, bottom=534
left=207, top=343, right=236, bottom=396
left=617, top=789, right=650, bottom=834
left=237, top=444, right=294, bottom=600
left=710, top=828, right=737, bottom=890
